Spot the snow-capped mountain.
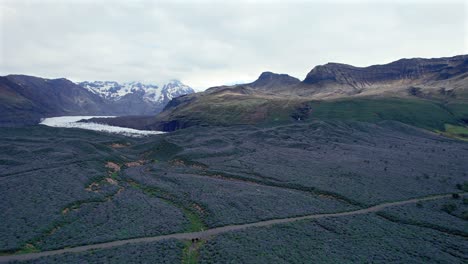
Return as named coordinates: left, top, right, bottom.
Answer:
left=77, top=80, right=195, bottom=115
left=160, top=80, right=194, bottom=102
left=78, top=80, right=194, bottom=103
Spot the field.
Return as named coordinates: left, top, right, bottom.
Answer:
left=16, top=240, right=184, bottom=264
left=307, top=97, right=460, bottom=130
left=198, top=212, right=467, bottom=263
left=443, top=124, right=468, bottom=141
left=166, top=121, right=467, bottom=205
left=1, top=121, right=467, bottom=263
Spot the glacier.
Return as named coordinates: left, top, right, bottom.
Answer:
left=40, top=116, right=165, bottom=137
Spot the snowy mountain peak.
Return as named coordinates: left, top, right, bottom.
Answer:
left=78, top=80, right=194, bottom=103
left=162, top=80, right=194, bottom=101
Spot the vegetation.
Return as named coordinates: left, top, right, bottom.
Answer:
left=380, top=197, right=467, bottom=237
left=127, top=180, right=206, bottom=232
left=1, top=121, right=467, bottom=261
left=0, top=127, right=186, bottom=252
left=36, top=188, right=188, bottom=251
left=163, top=95, right=298, bottom=126
left=124, top=167, right=355, bottom=228
left=442, top=124, right=468, bottom=141
left=456, top=182, right=468, bottom=192
left=307, top=97, right=463, bottom=130
left=445, top=101, right=468, bottom=122
left=199, top=213, right=467, bottom=263
left=441, top=203, right=458, bottom=214
left=19, top=240, right=184, bottom=264
left=157, top=94, right=468, bottom=134
left=14, top=244, right=39, bottom=255
left=182, top=240, right=205, bottom=264
left=162, top=122, right=467, bottom=205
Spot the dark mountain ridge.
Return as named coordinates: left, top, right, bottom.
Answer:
left=249, top=71, right=301, bottom=90
left=304, top=56, right=467, bottom=85
left=0, top=75, right=108, bottom=126
left=299, top=55, right=468, bottom=97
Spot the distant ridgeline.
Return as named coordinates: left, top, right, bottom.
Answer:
left=0, top=76, right=194, bottom=126
left=96, top=55, right=467, bottom=139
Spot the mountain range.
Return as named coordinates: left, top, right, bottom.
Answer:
left=1, top=55, right=467, bottom=134
left=78, top=80, right=194, bottom=116
left=94, top=55, right=467, bottom=133
left=0, top=76, right=194, bottom=126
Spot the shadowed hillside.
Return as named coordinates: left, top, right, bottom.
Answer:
left=0, top=75, right=108, bottom=126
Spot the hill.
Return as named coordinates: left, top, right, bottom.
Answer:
left=0, top=75, right=107, bottom=126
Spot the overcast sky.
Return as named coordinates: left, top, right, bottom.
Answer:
left=1, top=0, right=466, bottom=90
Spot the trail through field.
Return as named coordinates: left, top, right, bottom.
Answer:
left=0, top=192, right=464, bottom=263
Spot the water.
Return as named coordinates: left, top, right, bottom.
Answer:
left=39, top=116, right=165, bottom=137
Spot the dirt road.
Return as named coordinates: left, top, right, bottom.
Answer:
left=0, top=193, right=462, bottom=263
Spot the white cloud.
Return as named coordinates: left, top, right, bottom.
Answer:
left=0, top=0, right=466, bottom=90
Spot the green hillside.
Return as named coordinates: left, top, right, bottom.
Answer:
left=160, top=95, right=468, bottom=139
left=308, top=98, right=464, bottom=131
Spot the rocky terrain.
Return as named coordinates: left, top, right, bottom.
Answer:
left=299, top=55, right=468, bottom=98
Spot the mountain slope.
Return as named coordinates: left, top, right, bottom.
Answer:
left=0, top=75, right=108, bottom=126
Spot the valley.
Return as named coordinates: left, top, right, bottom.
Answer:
left=1, top=55, right=467, bottom=263
left=3, top=1, right=466, bottom=262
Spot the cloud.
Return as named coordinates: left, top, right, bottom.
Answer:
left=0, top=0, right=466, bottom=90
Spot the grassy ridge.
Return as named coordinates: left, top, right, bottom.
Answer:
left=163, top=95, right=468, bottom=134
left=160, top=94, right=301, bottom=127
left=445, top=102, right=468, bottom=121
left=444, top=124, right=468, bottom=136
left=307, top=98, right=462, bottom=130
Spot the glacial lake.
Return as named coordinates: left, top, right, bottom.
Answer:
left=39, top=116, right=165, bottom=137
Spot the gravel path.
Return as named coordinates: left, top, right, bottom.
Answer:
left=0, top=192, right=462, bottom=263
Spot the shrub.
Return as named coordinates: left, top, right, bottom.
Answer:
left=462, top=211, right=468, bottom=221
left=456, top=182, right=468, bottom=191
left=441, top=203, right=457, bottom=214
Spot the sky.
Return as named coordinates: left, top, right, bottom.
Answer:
left=0, top=0, right=466, bottom=91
